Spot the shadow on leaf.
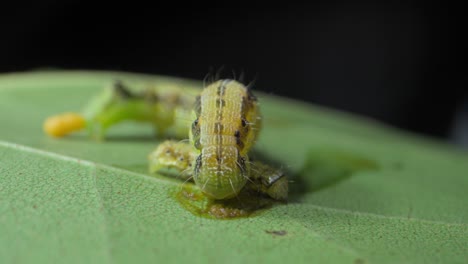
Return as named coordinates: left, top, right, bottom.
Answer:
left=289, top=148, right=379, bottom=202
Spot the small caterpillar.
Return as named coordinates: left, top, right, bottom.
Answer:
left=44, top=79, right=288, bottom=201
left=43, top=81, right=194, bottom=139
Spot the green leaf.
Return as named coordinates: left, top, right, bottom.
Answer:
left=0, top=71, right=467, bottom=264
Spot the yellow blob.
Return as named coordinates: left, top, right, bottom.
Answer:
left=43, top=112, right=86, bottom=137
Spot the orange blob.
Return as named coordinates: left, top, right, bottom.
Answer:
left=43, top=112, right=86, bottom=137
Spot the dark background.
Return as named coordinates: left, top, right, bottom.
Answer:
left=1, top=2, right=465, bottom=145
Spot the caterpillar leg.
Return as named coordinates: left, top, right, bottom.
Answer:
left=247, top=162, right=288, bottom=201
left=148, top=140, right=197, bottom=180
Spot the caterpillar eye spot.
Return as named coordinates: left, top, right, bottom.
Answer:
left=241, top=119, right=247, bottom=127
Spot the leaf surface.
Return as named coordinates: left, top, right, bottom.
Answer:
left=0, top=71, right=467, bottom=264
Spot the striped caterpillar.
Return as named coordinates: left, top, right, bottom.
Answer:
left=44, top=80, right=288, bottom=201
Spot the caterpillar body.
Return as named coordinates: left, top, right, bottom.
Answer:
left=190, top=80, right=261, bottom=199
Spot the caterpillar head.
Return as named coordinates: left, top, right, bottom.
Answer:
left=193, top=146, right=249, bottom=199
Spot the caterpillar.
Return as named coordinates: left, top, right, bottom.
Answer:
left=43, top=81, right=194, bottom=140
left=44, top=79, right=288, bottom=201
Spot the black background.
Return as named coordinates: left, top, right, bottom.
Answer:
left=1, top=2, right=464, bottom=142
